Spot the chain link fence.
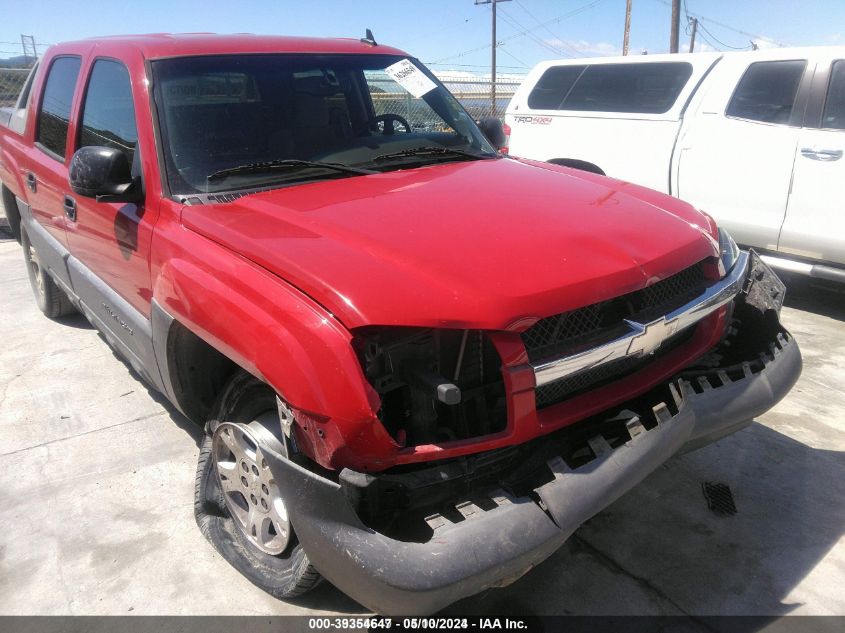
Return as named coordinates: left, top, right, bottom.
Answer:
left=438, top=75, right=524, bottom=120
left=368, top=74, right=523, bottom=128
left=0, top=68, right=30, bottom=107
left=0, top=66, right=523, bottom=119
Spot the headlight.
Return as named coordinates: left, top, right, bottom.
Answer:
left=718, top=227, right=740, bottom=276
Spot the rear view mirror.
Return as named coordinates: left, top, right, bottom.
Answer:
left=477, top=116, right=507, bottom=150
left=69, top=146, right=142, bottom=203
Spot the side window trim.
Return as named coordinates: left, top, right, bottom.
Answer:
left=790, top=59, right=817, bottom=128
left=76, top=56, right=139, bottom=160
left=724, top=59, right=809, bottom=127
left=33, top=141, right=64, bottom=163
left=15, top=61, right=39, bottom=110
left=819, top=59, right=845, bottom=131
left=35, top=54, right=83, bottom=162
left=527, top=61, right=693, bottom=115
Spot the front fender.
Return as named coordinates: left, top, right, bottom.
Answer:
left=0, top=141, right=28, bottom=242
left=151, top=220, right=397, bottom=471
left=0, top=131, right=29, bottom=203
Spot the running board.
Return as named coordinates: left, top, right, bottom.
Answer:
left=759, top=254, right=845, bottom=284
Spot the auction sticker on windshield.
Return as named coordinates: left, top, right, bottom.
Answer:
left=385, top=59, right=437, bottom=98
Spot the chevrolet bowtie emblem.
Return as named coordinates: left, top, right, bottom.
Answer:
left=624, top=316, right=679, bottom=357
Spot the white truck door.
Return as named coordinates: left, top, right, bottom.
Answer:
left=676, top=56, right=812, bottom=251
left=779, top=57, right=845, bottom=266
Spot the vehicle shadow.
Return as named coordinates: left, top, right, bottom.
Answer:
left=780, top=272, right=845, bottom=322
left=287, top=580, right=371, bottom=614
left=0, top=217, right=14, bottom=242
left=54, top=310, right=97, bottom=330
left=93, top=328, right=205, bottom=448
left=439, top=421, right=844, bottom=618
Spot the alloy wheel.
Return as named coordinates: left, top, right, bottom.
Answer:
left=212, top=414, right=291, bottom=555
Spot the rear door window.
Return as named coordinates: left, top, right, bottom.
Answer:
left=822, top=60, right=845, bottom=130
left=527, top=62, right=692, bottom=114
left=726, top=60, right=806, bottom=125
left=79, top=59, right=138, bottom=164
left=36, top=56, right=82, bottom=158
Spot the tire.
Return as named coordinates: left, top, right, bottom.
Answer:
left=194, top=370, right=322, bottom=599
left=20, top=225, right=76, bottom=319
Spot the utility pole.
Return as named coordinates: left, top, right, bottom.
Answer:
left=669, top=0, right=680, bottom=53
left=688, top=18, right=698, bottom=53
left=622, top=0, right=632, bottom=56
left=475, top=0, right=511, bottom=116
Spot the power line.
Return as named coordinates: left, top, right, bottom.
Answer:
left=696, top=21, right=752, bottom=50
left=694, top=30, right=723, bottom=52
left=501, top=7, right=584, bottom=57
left=426, top=61, right=529, bottom=69
left=497, top=8, right=576, bottom=57
left=497, top=44, right=530, bottom=68
left=682, top=0, right=750, bottom=51
left=432, top=42, right=491, bottom=64
left=513, top=0, right=587, bottom=57
left=432, top=0, right=606, bottom=63
left=656, top=0, right=788, bottom=47
left=0, top=40, right=51, bottom=47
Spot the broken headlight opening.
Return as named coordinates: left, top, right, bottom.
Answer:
left=718, top=227, right=740, bottom=277
left=352, top=327, right=507, bottom=448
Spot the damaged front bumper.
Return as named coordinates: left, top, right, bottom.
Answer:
left=263, top=251, right=801, bottom=615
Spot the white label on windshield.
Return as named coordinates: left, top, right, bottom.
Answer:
left=385, top=59, right=437, bottom=98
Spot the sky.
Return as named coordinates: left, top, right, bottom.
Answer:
left=2, top=0, right=845, bottom=76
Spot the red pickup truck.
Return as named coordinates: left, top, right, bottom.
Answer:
left=0, top=34, right=801, bottom=615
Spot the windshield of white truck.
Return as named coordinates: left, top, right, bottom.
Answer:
left=151, top=54, right=498, bottom=195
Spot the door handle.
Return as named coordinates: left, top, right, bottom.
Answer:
left=25, top=172, right=36, bottom=192
left=800, top=147, right=843, bottom=161
left=63, top=195, right=77, bottom=222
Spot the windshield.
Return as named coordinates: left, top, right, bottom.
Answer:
left=151, top=53, right=498, bottom=195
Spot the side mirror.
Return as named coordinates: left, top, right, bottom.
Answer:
left=477, top=116, right=507, bottom=150
left=69, top=146, right=142, bottom=203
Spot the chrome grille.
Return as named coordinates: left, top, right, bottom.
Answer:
left=535, top=355, right=644, bottom=408
left=522, top=261, right=707, bottom=363
left=521, top=301, right=610, bottom=354
left=534, top=327, right=694, bottom=409
left=525, top=260, right=709, bottom=410
left=632, top=263, right=708, bottom=314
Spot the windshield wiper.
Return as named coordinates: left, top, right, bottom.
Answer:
left=369, top=146, right=498, bottom=164
left=207, top=159, right=377, bottom=182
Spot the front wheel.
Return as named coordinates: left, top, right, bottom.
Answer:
left=194, top=370, right=322, bottom=598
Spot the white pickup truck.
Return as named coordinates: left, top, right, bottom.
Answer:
left=506, top=47, right=845, bottom=282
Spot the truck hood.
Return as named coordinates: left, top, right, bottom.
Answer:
left=181, top=158, right=719, bottom=330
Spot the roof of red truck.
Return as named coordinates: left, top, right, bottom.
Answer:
left=50, top=33, right=408, bottom=59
